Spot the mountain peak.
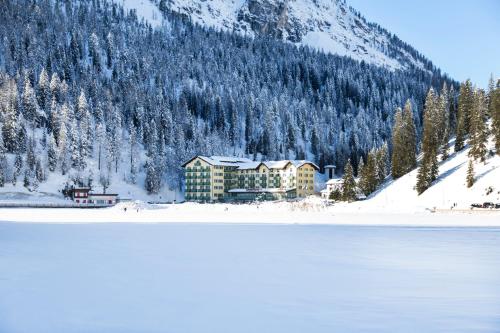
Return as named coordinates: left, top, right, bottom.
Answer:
left=160, top=0, right=429, bottom=70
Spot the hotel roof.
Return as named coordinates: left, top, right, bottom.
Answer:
left=182, top=155, right=319, bottom=170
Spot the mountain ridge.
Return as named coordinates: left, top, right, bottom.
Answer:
left=154, top=0, right=436, bottom=71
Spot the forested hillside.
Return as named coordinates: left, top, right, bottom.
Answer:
left=0, top=0, right=455, bottom=194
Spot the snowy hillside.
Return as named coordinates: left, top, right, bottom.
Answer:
left=161, top=0, right=431, bottom=70
left=115, top=0, right=163, bottom=27
left=338, top=138, right=500, bottom=214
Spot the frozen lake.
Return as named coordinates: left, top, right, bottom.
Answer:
left=1, top=223, right=500, bottom=333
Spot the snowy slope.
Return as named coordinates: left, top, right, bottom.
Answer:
left=162, top=0, right=428, bottom=70
left=338, top=138, right=500, bottom=214
left=115, top=0, right=163, bottom=27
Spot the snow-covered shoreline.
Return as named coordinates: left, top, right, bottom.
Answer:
left=1, top=201, right=500, bottom=227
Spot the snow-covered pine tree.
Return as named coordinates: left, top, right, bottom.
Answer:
left=49, top=73, right=60, bottom=103
left=145, top=158, right=160, bottom=194
left=0, top=76, right=19, bottom=152
left=23, top=169, right=31, bottom=189
left=416, top=156, right=429, bottom=195
left=129, top=123, right=138, bottom=184
left=491, top=79, right=500, bottom=155
left=357, top=156, right=367, bottom=195
left=96, top=122, right=106, bottom=171
left=22, top=77, right=39, bottom=130
left=0, top=133, right=7, bottom=186
left=416, top=88, right=439, bottom=194
left=439, top=83, right=451, bottom=161
left=468, top=89, right=488, bottom=163
left=38, top=68, right=50, bottom=114
left=47, top=133, right=57, bottom=172
left=107, top=105, right=122, bottom=173
left=26, top=137, right=36, bottom=171
left=13, top=153, right=23, bottom=185
left=402, top=100, right=417, bottom=173
left=89, top=32, right=101, bottom=73
left=35, top=158, right=44, bottom=183
left=76, top=91, right=92, bottom=163
left=487, top=74, right=495, bottom=117
left=58, top=103, right=70, bottom=175
left=466, top=159, right=475, bottom=188
left=391, top=107, right=404, bottom=179
left=341, top=159, right=357, bottom=202
left=49, top=97, right=60, bottom=141
left=455, top=80, right=474, bottom=152
left=375, top=143, right=388, bottom=184
left=69, top=118, right=81, bottom=170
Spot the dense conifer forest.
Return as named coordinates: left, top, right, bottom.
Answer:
left=0, top=0, right=456, bottom=193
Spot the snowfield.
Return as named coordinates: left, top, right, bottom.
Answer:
left=1, top=223, right=500, bottom=333
left=1, top=137, right=499, bottom=226
left=1, top=200, right=500, bottom=226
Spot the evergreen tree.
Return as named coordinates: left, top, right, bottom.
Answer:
left=416, top=156, right=429, bottom=195
left=359, top=151, right=377, bottom=195
left=49, top=73, right=60, bottom=103
left=375, top=143, right=388, bottom=184
left=26, top=137, right=36, bottom=171
left=487, top=74, right=495, bottom=116
left=129, top=123, right=138, bottom=184
left=0, top=76, right=19, bottom=152
left=402, top=101, right=417, bottom=172
left=416, top=89, right=440, bottom=194
left=468, top=89, right=488, bottom=162
left=69, top=119, right=81, bottom=169
left=491, top=79, right=500, bottom=154
left=23, top=169, right=31, bottom=189
left=145, top=159, right=160, bottom=194
left=77, top=91, right=92, bottom=161
left=439, top=83, right=451, bottom=160
left=13, top=153, right=23, bottom=185
left=23, top=77, right=39, bottom=128
left=341, top=159, right=357, bottom=202
left=38, top=68, right=50, bottom=113
left=392, top=101, right=417, bottom=179
left=357, top=157, right=367, bottom=194
left=47, top=133, right=58, bottom=172
left=0, top=133, right=6, bottom=187
left=391, top=107, right=404, bottom=178
left=310, top=128, right=319, bottom=156
left=329, top=188, right=342, bottom=201
left=35, top=158, right=44, bottom=183
left=466, top=159, right=474, bottom=188
left=455, top=80, right=474, bottom=151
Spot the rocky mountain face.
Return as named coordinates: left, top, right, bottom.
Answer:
left=161, top=0, right=431, bottom=71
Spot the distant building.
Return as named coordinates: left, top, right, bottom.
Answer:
left=88, top=193, right=119, bottom=205
left=69, top=187, right=91, bottom=204
left=181, top=156, right=319, bottom=202
left=66, top=187, right=118, bottom=206
left=320, top=178, right=343, bottom=199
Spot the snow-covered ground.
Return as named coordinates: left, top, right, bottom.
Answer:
left=1, top=199, right=499, bottom=226
left=115, top=0, right=163, bottom=28
left=1, top=222, right=499, bottom=333
left=1, top=137, right=499, bottom=226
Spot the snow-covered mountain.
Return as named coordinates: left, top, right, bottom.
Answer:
left=157, top=0, right=430, bottom=70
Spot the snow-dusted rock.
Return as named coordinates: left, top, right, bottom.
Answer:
left=163, top=0, right=428, bottom=70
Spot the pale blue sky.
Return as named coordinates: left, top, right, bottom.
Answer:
left=348, top=0, right=500, bottom=87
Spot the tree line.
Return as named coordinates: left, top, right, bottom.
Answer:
left=333, top=76, right=499, bottom=201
